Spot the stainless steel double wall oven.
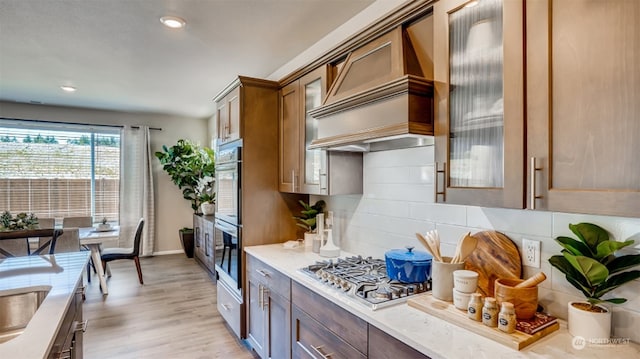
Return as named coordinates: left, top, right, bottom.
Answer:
left=214, top=139, right=242, bottom=290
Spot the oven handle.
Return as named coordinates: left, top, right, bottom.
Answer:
left=215, top=220, right=238, bottom=237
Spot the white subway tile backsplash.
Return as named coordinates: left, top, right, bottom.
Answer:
left=467, top=207, right=553, bottom=237
left=315, top=147, right=640, bottom=339
left=408, top=202, right=467, bottom=225
left=364, top=183, right=434, bottom=202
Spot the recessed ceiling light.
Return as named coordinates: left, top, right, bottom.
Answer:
left=160, top=16, right=186, bottom=29
left=60, top=85, right=77, bottom=92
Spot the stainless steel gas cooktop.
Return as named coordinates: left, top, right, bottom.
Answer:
left=300, top=256, right=430, bottom=310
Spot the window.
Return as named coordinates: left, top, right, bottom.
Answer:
left=0, top=119, right=120, bottom=224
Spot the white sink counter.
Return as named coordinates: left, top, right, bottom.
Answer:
left=0, top=251, right=89, bottom=359
left=245, top=244, right=640, bottom=359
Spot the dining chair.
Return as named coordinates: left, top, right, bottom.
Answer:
left=101, top=218, right=145, bottom=285
left=63, top=216, right=93, bottom=227
left=39, top=228, right=80, bottom=253
left=63, top=216, right=97, bottom=281
left=0, top=239, right=29, bottom=258
left=220, top=232, right=237, bottom=273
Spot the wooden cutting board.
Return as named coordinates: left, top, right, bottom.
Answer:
left=464, top=230, right=522, bottom=297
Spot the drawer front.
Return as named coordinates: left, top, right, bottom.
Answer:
left=292, top=304, right=366, bottom=359
left=247, top=254, right=290, bottom=298
left=368, top=325, right=429, bottom=359
left=217, top=279, right=243, bottom=338
left=291, top=281, right=367, bottom=355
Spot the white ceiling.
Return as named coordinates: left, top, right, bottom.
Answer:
left=0, top=0, right=375, bottom=119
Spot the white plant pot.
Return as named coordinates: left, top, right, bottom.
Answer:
left=201, top=202, right=215, bottom=215
left=568, top=301, right=611, bottom=341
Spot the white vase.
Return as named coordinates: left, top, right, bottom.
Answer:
left=304, top=232, right=315, bottom=248
left=568, top=301, right=611, bottom=341
left=201, top=202, right=215, bottom=215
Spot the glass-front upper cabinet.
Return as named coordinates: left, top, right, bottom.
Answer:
left=434, top=0, right=524, bottom=208
left=300, top=70, right=325, bottom=194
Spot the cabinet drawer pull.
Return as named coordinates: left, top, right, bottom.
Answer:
left=312, top=344, right=333, bottom=358
left=435, top=162, right=446, bottom=201
left=221, top=303, right=232, bottom=311
left=258, top=284, right=264, bottom=308
left=74, top=320, right=88, bottom=333
left=256, top=269, right=270, bottom=277
left=58, top=349, right=72, bottom=359
left=530, top=157, right=543, bottom=209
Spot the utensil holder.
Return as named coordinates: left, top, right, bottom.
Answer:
left=431, top=257, right=465, bottom=301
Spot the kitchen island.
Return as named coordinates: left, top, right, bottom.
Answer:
left=0, top=251, right=89, bottom=358
left=245, top=244, right=640, bottom=359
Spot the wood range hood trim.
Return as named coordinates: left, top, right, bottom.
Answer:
left=308, top=26, right=434, bottom=152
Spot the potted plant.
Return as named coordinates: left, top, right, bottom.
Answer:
left=155, top=139, right=215, bottom=257
left=0, top=211, right=39, bottom=231
left=293, top=200, right=326, bottom=245
left=196, top=175, right=215, bottom=215
left=549, top=222, right=640, bottom=340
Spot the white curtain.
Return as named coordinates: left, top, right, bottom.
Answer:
left=119, top=125, right=155, bottom=255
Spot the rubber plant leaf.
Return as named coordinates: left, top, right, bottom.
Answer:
left=595, top=240, right=635, bottom=261
left=569, top=223, right=609, bottom=255
left=594, top=270, right=640, bottom=300
left=562, top=252, right=608, bottom=287
left=555, top=236, right=591, bottom=256
left=549, top=255, right=591, bottom=296
left=606, top=254, right=640, bottom=275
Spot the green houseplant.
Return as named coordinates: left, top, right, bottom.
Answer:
left=155, top=139, right=215, bottom=213
left=155, top=139, right=215, bottom=257
left=549, top=222, right=640, bottom=339
left=293, top=199, right=326, bottom=233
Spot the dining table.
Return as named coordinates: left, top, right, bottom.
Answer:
left=79, top=226, right=120, bottom=295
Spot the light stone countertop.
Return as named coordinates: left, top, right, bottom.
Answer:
left=0, top=251, right=90, bottom=359
left=245, top=244, right=640, bottom=359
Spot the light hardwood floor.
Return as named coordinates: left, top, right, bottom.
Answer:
left=83, top=254, right=256, bottom=359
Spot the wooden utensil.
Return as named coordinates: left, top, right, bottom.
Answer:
left=464, top=231, right=522, bottom=297
left=415, top=233, right=442, bottom=261
left=452, top=232, right=477, bottom=263
left=427, top=230, right=442, bottom=261
left=514, top=272, right=547, bottom=288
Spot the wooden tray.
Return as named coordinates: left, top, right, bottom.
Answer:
left=407, top=294, right=558, bottom=350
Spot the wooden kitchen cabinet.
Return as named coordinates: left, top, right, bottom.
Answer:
left=279, top=66, right=363, bottom=195
left=526, top=0, right=640, bottom=217
left=47, top=278, right=85, bottom=359
left=246, top=254, right=291, bottom=359
left=216, top=85, right=240, bottom=144
left=368, top=325, right=428, bottom=359
left=193, top=214, right=215, bottom=280
left=433, top=0, right=525, bottom=208
left=291, top=281, right=367, bottom=358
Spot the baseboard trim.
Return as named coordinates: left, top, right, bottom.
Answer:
left=150, top=250, right=185, bottom=256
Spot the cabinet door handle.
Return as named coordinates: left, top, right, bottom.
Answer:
left=291, top=170, right=298, bottom=192
left=221, top=303, right=231, bottom=311
left=311, top=344, right=333, bottom=358
left=530, top=157, right=543, bottom=209
left=195, top=227, right=200, bottom=247
left=262, top=287, right=269, bottom=310
left=258, top=284, right=263, bottom=308
left=205, top=233, right=210, bottom=256
left=256, top=269, right=270, bottom=278
left=74, top=320, right=88, bottom=333
left=435, top=162, right=446, bottom=202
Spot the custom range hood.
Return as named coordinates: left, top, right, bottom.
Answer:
left=309, top=23, right=434, bottom=152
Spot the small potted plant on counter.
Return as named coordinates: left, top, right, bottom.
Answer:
left=293, top=200, right=326, bottom=247
left=155, top=139, right=215, bottom=258
left=549, top=222, right=640, bottom=341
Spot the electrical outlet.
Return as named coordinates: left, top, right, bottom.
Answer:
left=522, top=238, right=541, bottom=268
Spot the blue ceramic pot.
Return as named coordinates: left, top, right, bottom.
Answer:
left=385, top=247, right=432, bottom=283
